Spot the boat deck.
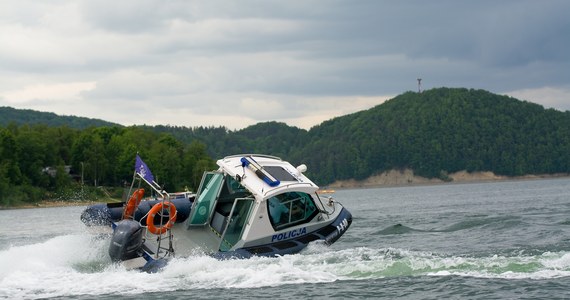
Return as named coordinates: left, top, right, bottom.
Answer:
left=146, top=225, right=221, bottom=257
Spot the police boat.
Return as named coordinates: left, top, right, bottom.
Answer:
left=80, top=154, right=352, bottom=272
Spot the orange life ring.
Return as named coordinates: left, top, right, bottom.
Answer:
left=147, top=201, right=177, bottom=235
left=123, top=188, right=145, bottom=219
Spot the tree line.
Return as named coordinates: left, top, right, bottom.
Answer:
left=0, top=106, right=117, bottom=129
left=0, top=124, right=215, bottom=206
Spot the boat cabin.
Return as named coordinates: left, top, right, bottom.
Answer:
left=182, top=155, right=322, bottom=253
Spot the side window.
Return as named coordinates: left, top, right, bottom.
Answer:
left=267, top=191, right=318, bottom=230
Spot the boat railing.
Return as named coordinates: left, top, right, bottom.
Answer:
left=263, top=182, right=315, bottom=197
left=222, top=153, right=283, bottom=161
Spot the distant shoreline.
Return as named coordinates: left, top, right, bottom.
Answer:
left=3, top=170, right=569, bottom=209
left=327, top=169, right=570, bottom=189
left=0, top=198, right=119, bottom=210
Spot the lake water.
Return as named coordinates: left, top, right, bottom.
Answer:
left=2, top=178, right=570, bottom=299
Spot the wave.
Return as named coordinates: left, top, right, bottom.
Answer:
left=1, top=234, right=570, bottom=299
left=437, top=216, right=523, bottom=232
left=375, top=216, right=524, bottom=236
left=374, top=224, right=427, bottom=235
left=558, top=220, right=570, bottom=226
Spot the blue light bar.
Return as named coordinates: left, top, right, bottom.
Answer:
left=240, top=156, right=280, bottom=187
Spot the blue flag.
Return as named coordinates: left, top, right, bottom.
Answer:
left=135, top=155, right=155, bottom=183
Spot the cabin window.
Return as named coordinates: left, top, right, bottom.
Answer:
left=267, top=191, right=318, bottom=230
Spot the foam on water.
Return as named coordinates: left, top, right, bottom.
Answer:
left=2, top=233, right=570, bottom=299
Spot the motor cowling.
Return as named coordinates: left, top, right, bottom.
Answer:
left=108, top=219, right=144, bottom=262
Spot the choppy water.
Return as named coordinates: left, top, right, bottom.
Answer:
left=2, top=178, right=570, bottom=299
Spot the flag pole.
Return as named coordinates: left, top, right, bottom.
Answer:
left=134, top=154, right=169, bottom=198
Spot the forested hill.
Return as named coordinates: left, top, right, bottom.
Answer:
left=148, top=88, right=570, bottom=185
left=0, top=106, right=119, bottom=129
left=295, top=88, right=570, bottom=183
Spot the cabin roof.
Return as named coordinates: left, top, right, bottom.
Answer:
left=216, top=154, right=318, bottom=197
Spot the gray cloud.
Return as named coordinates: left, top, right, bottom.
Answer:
left=0, top=0, right=569, bottom=129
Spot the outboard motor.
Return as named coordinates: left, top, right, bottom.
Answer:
left=109, top=219, right=144, bottom=262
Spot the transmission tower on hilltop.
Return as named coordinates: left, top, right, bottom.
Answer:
left=417, top=78, right=422, bottom=93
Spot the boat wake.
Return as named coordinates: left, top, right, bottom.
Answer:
left=1, top=233, right=570, bottom=299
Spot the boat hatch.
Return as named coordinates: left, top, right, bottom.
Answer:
left=186, top=171, right=255, bottom=251
left=187, top=172, right=224, bottom=226
left=218, top=198, right=254, bottom=251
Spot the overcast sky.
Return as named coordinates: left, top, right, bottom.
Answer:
left=1, top=1, right=569, bottom=130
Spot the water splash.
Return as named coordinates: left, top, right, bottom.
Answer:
left=1, top=235, right=570, bottom=299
